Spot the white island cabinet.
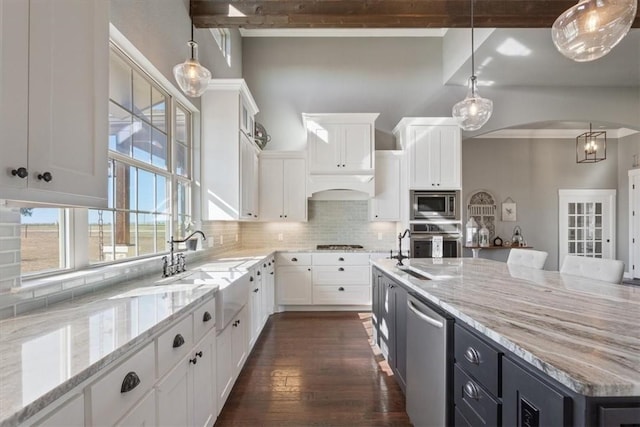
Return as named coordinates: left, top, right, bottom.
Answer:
left=201, top=79, right=260, bottom=221
left=0, top=0, right=108, bottom=207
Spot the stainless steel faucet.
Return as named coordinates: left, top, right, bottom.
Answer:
left=162, top=231, right=207, bottom=277
left=391, top=229, right=411, bottom=266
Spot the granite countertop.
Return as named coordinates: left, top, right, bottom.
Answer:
left=0, top=249, right=276, bottom=427
left=372, top=257, right=640, bottom=397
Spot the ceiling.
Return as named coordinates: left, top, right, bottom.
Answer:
left=190, top=0, right=640, bottom=29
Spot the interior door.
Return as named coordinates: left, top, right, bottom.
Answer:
left=558, top=189, right=616, bottom=267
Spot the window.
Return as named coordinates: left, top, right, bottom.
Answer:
left=210, top=28, right=231, bottom=66
left=20, top=208, right=66, bottom=275
left=89, top=45, right=192, bottom=264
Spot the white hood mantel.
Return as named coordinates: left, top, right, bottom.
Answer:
left=307, top=174, right=375, bottom=200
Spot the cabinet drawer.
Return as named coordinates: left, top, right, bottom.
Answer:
left=454, top=324, right=501, bottom=397
left=276, top=252, right=312, bottom=266
left=312, top=253, right=370, bottom=266
left=312, top=285, right=371, bottom=305
left=313, top=265, right=370, bottom=285
left=157, top=314, right=193, bottom=378
left=454, top=364, right=501, bottom=427
left=89, top=342, right=155, bottom=426
left=193, top=297, right=216, bottom=342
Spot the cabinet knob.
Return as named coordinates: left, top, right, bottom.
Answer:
left=337, top=164, right=340, bottom=167
left=375, top=215, right=378, bottom=218
left=284, top=215, right=287, bottom=218
left=37, top=172, right=53, bottom=182
left=250, top=276, right=254, bottom=282
left=270, top=272, right=274, bottom=275
left=338, top=257, right=345, bottom=261
left=203, top=311, right=212, bottom=322
left=195, top=351, right=203, bottom=358
left=338, top=267, right=345, bottom=271
left=291, top=257, right=298, bottom=262
left=464, top=347, right=481, bottom=365
left=307, top=268, right=311, bottom=271
left=120, top=372, right=141, bottom=393
left=257, top=271, right=261, bottom=276
left=342, top=164, right=345, bottom=167
left=338, top=287, right=345, bottom=291
left=11, top=167, right=28, bottom=179
left=463, top=381, right=481, bottom=400
left=173, top=334, right=185, bottom=348
left=189, top=357, right=198, bottom=365
left=254, top=288, right=259, bottom=293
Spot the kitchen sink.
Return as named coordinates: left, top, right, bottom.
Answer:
left=397, top=266, right=431, bottom=280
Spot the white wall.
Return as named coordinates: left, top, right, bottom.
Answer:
left=617, top=133, right=640, bottom=272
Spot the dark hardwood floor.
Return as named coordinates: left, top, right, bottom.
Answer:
left=215, top=312, right=413, bottom=427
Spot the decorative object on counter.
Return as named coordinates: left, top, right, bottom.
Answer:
left=172, top=4, right=211, bottom=97
left=552, top=0, right=637, bottom=62
left=254, top=122, right=271, bottom=149
left=162, top=231, right=207, bottom=277
left=465, top=217, right=479, bottom=247
left=501, top=197, right=517, bottom=221
left=432, top=235, right=444, bottom=258
left=391, top=229, right=411, bottom=266
left=511, top=226, right=524, bottom=247
left=479, top=222, right=490, bottom=247
left=467, top=189, right=496, bottom=239
left=451, top=0, right=493, bottom=131
left=576, top=123, right=607, bottom=163
left=493, top=236, right=503, bottom=247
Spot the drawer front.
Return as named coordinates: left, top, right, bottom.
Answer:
left=454, top=364, right=501, bottom=427
left=312, top=252, right=370, bottom=266
left=276, top=252, right=312, bottom=266
left=454, top=324, right=501, bottom=396
left=312, top=285, right=371, bottom=305
left=193, top=297, right=216, bottom=342
left=89, top=342, right=156, bottom=426
left=313, top=265, right=370, bottom=285
left=157, top=314, right=193, bottom=378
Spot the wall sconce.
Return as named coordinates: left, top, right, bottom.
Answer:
left=576, top=123, right=606, bottom=163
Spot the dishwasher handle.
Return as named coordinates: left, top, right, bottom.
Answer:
left=407, top=300, right=444, bottom=328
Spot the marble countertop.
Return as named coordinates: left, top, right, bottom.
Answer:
left=372, top=257, right=640, bottom=397
left=0, top=250, right=275, bottom=427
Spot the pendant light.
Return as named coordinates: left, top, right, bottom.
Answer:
left=552, top=0, right=637, bottom=62
left=576, top=123, right=607, bottom=163
left=452, top=0, right=493, bottom=131
left=173, top=15, right=212, bottom=97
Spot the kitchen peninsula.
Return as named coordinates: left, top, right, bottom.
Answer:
left=371, top=257, right=640, bottom=425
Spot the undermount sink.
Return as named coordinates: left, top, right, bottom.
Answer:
left=397, top=266, right=431, bottom=281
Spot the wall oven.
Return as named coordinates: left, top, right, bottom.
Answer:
left=410, top=223, right=461, bottom=258
left=411, top=191, right=459, bottom=220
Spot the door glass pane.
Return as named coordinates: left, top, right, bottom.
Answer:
left=568, top=203, right=575, bottom=214
left=595, top=203, right=602, bottom=214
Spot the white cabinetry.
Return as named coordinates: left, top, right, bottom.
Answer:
left=34, top=394, right=84, bottom=427
left=311, top=253, right=371, bottom=305
left=259, top=152, right=307, bottom=222
left=393, top=118, right=461, bottom=190
left=303, top=113, right=378, bottom=174
left=216, top=305, right=248, bottom=411
left=0, top=0, right=108, bottom=207
left=276, top=253, right=313, bottom=305
left=248, top=266, right=263, bottom=350
left=370, top=151, right=402, bottom=221
left=202, top=79, right=260, bottom=220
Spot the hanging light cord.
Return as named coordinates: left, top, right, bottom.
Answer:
left=189, top=2, right=196, bottom=59
left=470, top=0, right=477, bottom=96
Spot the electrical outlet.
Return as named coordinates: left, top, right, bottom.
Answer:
left=378, top=233, right=383, bottom=240
left=220, top=235, right=224, bottom=245
left=278, top=233, right=284, bottom=241
left=208, top=238, right=214, bottom=248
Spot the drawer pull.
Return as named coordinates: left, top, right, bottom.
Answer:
left=196, top=351, right=203, bottom=358
left=464, top=347, right=481, bottom=365
left=338, top=267, right=345, bottom=271
left=257, top=271, right=261, bottom=276
left=270, top=272, right=274, bottom=275
left=250, top=276, right=254, bottom=282
left=254, top=288, right=259, bottom=293
left=173, top=334, right=185, bottom=348
left=338, top=257, right=345, bottom=261
left=120, top=372, right=140, bottom=393
left=338, top=287, right=345, bottom=291
left=463, top=381, right=481, bottom=400
left=189, top=357, right=198, bottom=365
left=291, top=257, right=298, bottom=262
left=203, top=311, right=212, bottom=322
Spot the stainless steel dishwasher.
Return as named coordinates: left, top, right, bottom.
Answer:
left=406, top=294, right=452, bottom=427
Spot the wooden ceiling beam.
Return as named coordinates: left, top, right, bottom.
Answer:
left=191, top=0, right=640, bottom=29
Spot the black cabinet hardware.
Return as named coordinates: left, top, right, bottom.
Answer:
left=11, top=167, right=27, bottom=178
left=173, top=334, right=185, bottom=348
left=120, top=372, right=140, bottom=393
left=203, top=311, right=212, bottom=322
left=37, top=172, right=52, bottom=182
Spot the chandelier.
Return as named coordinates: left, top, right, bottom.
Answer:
left=576, top=123, right=606, bottom=163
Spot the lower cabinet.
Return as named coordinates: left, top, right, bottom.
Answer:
left=216, top=305, right=248, bottom=411
left=34, top=394, right=84, bottom=427
left=276, top=265, right=312, bottom=305
left=117, top=390, right=157, bottom=426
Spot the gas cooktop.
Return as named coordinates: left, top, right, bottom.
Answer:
left=316, top=244, right=364, bottom=250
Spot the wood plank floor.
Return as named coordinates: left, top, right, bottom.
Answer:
left=215, top=312, right=413, bottom=427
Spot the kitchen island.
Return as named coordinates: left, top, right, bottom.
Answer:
left=371, top=257, right=640, bottom=426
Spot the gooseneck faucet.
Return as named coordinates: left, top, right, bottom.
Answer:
left=391, top=229, right=411, bottom=266
left=162, top=231, right=207, bottom=277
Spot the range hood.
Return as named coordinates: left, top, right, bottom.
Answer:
left=307, top=174, right=375, bottom=200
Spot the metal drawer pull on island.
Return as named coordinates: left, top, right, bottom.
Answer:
left=464, top=347, right=481, bottom=365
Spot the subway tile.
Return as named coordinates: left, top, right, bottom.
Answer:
left=46, top=290, right=73, bottom=307
left=0, top=305, right=15, bottom=320
left=15, top=297, right=47, bottom=316
left=0, top=237, right=20, bottom=252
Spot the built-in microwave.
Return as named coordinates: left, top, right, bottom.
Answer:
left=411, top=191, right=459, bottom=220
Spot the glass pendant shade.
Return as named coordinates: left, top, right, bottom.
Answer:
left=552, top=0, right=637, bottom=62
left=173, top=40, right=211, bottom=97
left=452, top=76, right=493, bottom=131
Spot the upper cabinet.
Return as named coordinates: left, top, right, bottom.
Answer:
left=370, top=151, right=402, bottom=221
left=303, top=113, right=378, bottom=174
left=0, top=0, right=109, bottom=207
left=393, top=118, right=461, bottom=190
left=259, top=152, right=307, bottom=222
left=201, top=79, right=260, bottom=221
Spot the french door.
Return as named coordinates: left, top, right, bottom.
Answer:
left=558, top=189, right=616, bottom=267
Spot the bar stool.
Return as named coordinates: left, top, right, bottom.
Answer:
left=506, top=248, right=548, bottom=270
left=560, top=255, right=625, bottom=284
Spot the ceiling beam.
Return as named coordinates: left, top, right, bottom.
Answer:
left=191, top=0, right=640, bottom=29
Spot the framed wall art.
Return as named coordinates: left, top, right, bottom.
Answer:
left=502, top=197, right=517, bottom=222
